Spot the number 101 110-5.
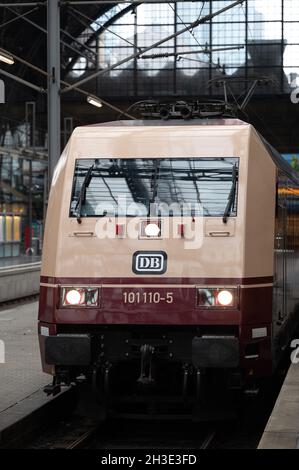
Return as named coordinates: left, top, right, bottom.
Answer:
left=123, top=291, right=174, bottom=304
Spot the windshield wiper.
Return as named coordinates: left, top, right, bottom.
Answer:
left=223, top=164, right=238, bottom=224
left=75, top=164, right=94, bottom=224
left=148, top=159, right=160, bottom=216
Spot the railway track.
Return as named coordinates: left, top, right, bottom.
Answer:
left=200, top=432, right=216, bottom=449
left=68, top=413, right=218, bottom=450
left=4, top=372, right=284, bottom=450
left=30, top=417, right=216, bottom=450
left=26, top=373, right=287, bottom=450
left=87, top=428, right=216, bottom=451
left=66, top=426, right=99, bottom=449
left=29, top=416, right=100, bottom=449
left=0, top=386, right=77, bottom=449
left=3, top=381, right=283, bottom=450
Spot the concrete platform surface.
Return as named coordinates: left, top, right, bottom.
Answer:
left=0, top=301, right=49, bottom=422
left=259, top=363, right=299, bottom=449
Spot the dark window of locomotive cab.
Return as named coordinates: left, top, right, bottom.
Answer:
left=69, top=157, right=239, bottom=218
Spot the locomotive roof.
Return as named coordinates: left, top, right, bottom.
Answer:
left=87, top=118, right=248, bottom=127
left=74, top=119, right=298, bottom=183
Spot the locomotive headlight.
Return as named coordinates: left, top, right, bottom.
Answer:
left=144, top=223, right=160, bottom=237
left=217, top=290, right=233, bottom=306
left=196, top=287, right=238, bottom=308
left=65, top=289, right=82, bottom=305
left=61, top=286, right=100, bottom=307
left=197, top=288, right=216, bottom=307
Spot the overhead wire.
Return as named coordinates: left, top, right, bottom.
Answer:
left=68, top=5, right=137, bottom=50
left=167, top=1, right=222, bottom=70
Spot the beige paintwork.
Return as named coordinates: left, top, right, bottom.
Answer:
left=41, top=120, right=276, bottom=280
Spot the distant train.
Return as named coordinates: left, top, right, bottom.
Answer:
left=38, top=119, right=299, bottom=413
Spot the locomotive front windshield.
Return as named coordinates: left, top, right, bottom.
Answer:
left=70, top=157, right=239, bottom=218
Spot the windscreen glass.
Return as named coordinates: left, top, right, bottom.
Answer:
left=70, top=157, right=239, bottom=217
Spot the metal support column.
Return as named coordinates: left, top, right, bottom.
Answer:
left=25, top=101, right=36, bottom=255
left=47, top=0, right=61, bottom=185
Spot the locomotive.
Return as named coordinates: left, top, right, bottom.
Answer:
left=38, top=118, right=299, bottom=413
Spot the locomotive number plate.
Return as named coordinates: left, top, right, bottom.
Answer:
left=123, top=291, right=174, bottom=304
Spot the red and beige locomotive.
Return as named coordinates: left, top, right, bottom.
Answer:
left=38, top=118, right=299, bottom=410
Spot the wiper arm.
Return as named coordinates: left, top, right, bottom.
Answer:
left=75, top=164, right=94, bottom=224
left=223, top=164, right=238, bottom=224
left=148, top=159, right=160, bottom=216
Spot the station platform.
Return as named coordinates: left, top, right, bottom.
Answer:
left=0, top=256, right=41, bottom=303
left=259, top=363, right=299, bottom=449
left=0, top=255, right=40, bottom=268
left=0, top=301, right=49, bottom=427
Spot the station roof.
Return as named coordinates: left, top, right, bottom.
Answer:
left=0, top=1, right=113, bottom=90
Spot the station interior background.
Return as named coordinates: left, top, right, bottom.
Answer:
left=0, top=0, right=299, bottom=260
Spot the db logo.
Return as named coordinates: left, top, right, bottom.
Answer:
left=290, top=339, right=299, bottom=364
left=133, top=251, right=167, bottom=275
